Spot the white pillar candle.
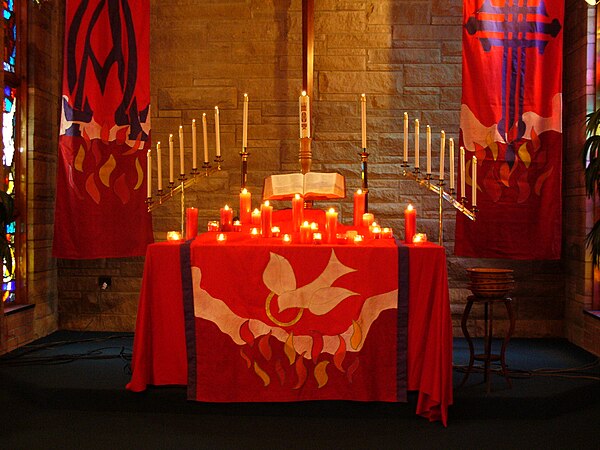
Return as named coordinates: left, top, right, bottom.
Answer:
left=146, top=150, right=152, bottom=198
left=168, top=134, right=174, bottom=184
left=214, top=106, right=221, bottom=157
left=414, top=119, right=420, bottom=169
left=242, top=93, right=248, bottom=148
left=439, top=130, right=445, bottom=181
left=156, top=141, right=163, bottom=191
left=403, top=112, right=408, bottom=162
left=472, top=156, right=477, bottom=207
left=426, top=125, right=431, bottom=175
left=361, top=93, right=367, bottom=149
left=460, top=146, right=466, bottom=198
left=192, top=119, right=197, bottom=170
left=202, top=113, right=209, bottom=164
left=299, top=91, right=311, bottom=138
left=449, top=138, right=454, bottom=191
left=179, top=125, right=185, bottom=175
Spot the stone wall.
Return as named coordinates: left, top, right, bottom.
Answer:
left=55, top=0, right=586, bottom=343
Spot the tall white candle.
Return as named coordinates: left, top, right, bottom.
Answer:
left=439, top=130, right=445, bottom=181
left=415, top=119, right=420, bottom=169
left=202, top=113, right=209, bottom=163
left=146, top=150, right=152, bottom=198
left=361, top=94, right=367, bottom=149
left=449, top=138, right=454, bottom=191
left=403, top=112, right=408, bottom=162
left=460, top=146, right=466, bottom=198
left=179, top=125, right=185, bottom=175
left=156, top=141, right=163, bottom=191
left=214, top=106, right=221, bottom=157
left=192, top=119, right=197, bottom=170
left=426, top=125, right=431, bottom=175
left=242, top=93, right=248, bottom=148
left=299, top=91, right=311, bottom=138
left=168, top=134, right=174, bottom=184
left=472, top=156, right=478, bottom=207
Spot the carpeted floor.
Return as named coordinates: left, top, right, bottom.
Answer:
left=0, top=331, right=598, bottom=449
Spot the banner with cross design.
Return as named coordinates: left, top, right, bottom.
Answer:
left=455, top=0, right=563, bottom=259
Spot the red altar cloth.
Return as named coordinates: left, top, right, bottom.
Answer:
left=127, top=237, right=453, bottom=425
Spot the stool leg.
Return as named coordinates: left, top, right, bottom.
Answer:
left=500, top=298, right=515, bottom=389
left=485, top=302, right=493, bottom=394
left=459, top=300, right=475, bottom=388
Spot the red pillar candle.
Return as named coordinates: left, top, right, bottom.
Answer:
left=362, top=212, right=374, bottom=228
left=185, top=207, right=199, bottom=240
left=353, top=189, right=366, bottom=227
left=220, top=205, right=233, bottom=231
left=325, top=207, right=338, bottom=244
left=299, top=221, right=312, bottom=244
left=404, top=204, right=416, bottom=244
left=251, top=208, right=261, bottom=227
left=239, top=188, right=252, bottom=224
left=261, top=201, right=273, bottom=237
left=292, top=194, right=304, bottom=231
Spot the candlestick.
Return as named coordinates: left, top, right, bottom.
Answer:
left=472, top=156, right=477, bottom=207
left=146, top=150, right=152, bottom=198
left=192, top=119, right=197, bottom=170
left=403, top=112, right=408, bottom=163
left=215, top=106, right=221, bottom=157
left=439, top=130, right=445, bottom=181
left=404, top=204, right=416, bottom=244
left=202, top=113, right=209, bottom=164
left=156, top=142, right=163, bottom=192
left=353, top=189, right=366, bottom=227
left=361, top=94, right=367, bottom=149
left=242, top=93, right=248, bottom=148
left=414, top=119, right=420, bottom=169
left=449, top=138, right=455, bottom=192
left=325, top=207, right=338, bottom=244
left=299, top=91, right=311, bottom=138
left=460, top=146, right=466, bottom=199
left=261, top=201, right=273, bottom=238
left=292, top=194, right=304, bottom=232
left=179, top=125, right=185, bottom=176
left=220, top=204, right=233, bottom=231
left=185, top=207, right=199, bottom=240
left=239, top=188, right=252, bottom=224
left=426, top=125, right=431, bottom=175
left=169, top=134, right=174, bottom=184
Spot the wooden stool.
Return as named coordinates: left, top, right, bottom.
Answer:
left=459, top=295, right=515, bottom=393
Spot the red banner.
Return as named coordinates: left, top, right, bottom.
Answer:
left=456, top=0, right=563, bottom=259
left=53, top=0, right=153, bottom=259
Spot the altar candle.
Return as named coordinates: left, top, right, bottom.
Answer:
left=215, top=106, right=221, bottom=157
left=192, top=119, right=197, bottom=170
left=449, top=138, right=455, bottom=191
left=299, top=91, right=310, bottom=138
left=220, top=204, right=233, bottom=231
left=251, top=208, right=261, bottom=226
left=460, top=146, right=466, bottom=198
left=414, top=119, right=420, bottom=169
left=185, top=207, right=199, bottom=240
left=362, top=212, right=374, bottom=228
left=179, top=125, right=185, bottom=175
left=202, top=113, right=209, bottom=164
left=233, top=220, right=242, bottom=232
left=239, top=188, right=252, bottom=224
left=300, top=221, right=312, bottom=244
left=439, top=130, right=445, bottom=181
left=146, top=150, right=152, bottom=198
left=156, top=142, right=163, bottom=191
left=261, top=201, right=273, bottom=238
left=403, top=112, right=408, bottom=163
left=426, top=125, right=431, bottom=175
left=292, top=193, right=304, bottom=231
left=353, top=189, right=366, bottom=227
left=361, top=94, right=367, bottom=149
left=242, top=93, right=248, bottom=148
left=472, top=156, right=478, bottom=207
left=169, top=134, right=174, bottom=184
left=325, top=207, right=338, bottom=244
left=404, top=204, right=416, bottom=244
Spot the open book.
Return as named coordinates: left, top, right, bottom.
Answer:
left=263, top=172, right=346, bottom=201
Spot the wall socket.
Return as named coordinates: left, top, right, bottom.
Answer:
left=98, top=276, right=112, bottom=290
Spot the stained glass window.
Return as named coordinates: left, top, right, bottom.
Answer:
left=2, top=85, right=15, bottom=304
left=2, top=0, right=16, bottom=73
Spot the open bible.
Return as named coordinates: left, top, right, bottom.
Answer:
left=263, top=172, right=346, bottom=200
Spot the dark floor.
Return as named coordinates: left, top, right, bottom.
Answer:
left=0, top=332, right=598, bottom=449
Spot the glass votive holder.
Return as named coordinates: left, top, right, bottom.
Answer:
left=310, top=222, right=319, bottom=232
left=282, top=234, right=292, bottom=244
left=346, top=230, right=358, bottom=240
left=371, top=225, right=382, bottom=239
left=353, top=234, right=364, bottom=245
left=167, top=231, right=182, bottom=241
left=216, top=233, right=227, bottom=243
left=336, top=233, right=348, bottom=245
left=413, top=233, right=428, bottom=244
left=233, top=220, right=242, bottom=232
left=271, top=226, right=281, bottom=237
left=382, top=227, right=393, bottom=239
left=250, top=227, right=260, bottom=238
left=207, top=221, right=220, bottom=232
left=312, top=232, right=322, bottom=244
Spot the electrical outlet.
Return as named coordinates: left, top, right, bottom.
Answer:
left=98, top=276, right=112, bottom=290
